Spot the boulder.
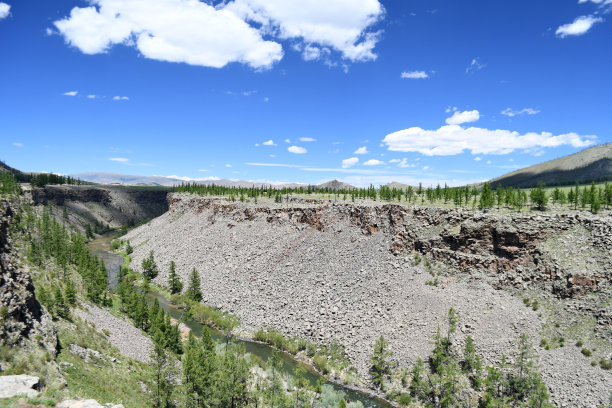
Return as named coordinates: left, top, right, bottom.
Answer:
left=0, top=375, right=40, bottom=398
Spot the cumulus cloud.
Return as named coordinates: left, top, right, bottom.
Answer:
left=382, top=124, right=596, bottom=156
left=299, top=137, right=316, bottom=142
left=54, top=0, right=384, bottom=69
left=501, top=107, right=540, bottom=117
left=397, top=158, right=416, bottom=168
left=400, top=70, right=428, bottom=79
left=466, top=58, right=485, bottom=74
left=63, top=91, right=78, bottom=96
left=556, top=15, right=603, bottom=37
left=342, top=157, right=359, bottom=168
left=262, top=139, right=277, bottom=146
left=363, top=159, right=384, bottom=166
left=445, top=109, right=480, bottom=125
left=288, top=145, right=307, bottom=154
left=0, top=2, right=10, bottom=20
left=109, top=157, right=129, bottom=162
left=354, top=146, right=369, bottom=154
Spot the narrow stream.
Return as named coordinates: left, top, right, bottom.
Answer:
left=87, top=232, right=391, bottom=408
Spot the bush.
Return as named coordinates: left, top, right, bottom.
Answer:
left=581, top=348, right=592, bottom=357
left=110, top=240, right=120, bottom=250
left=313, top=354, right=329, bottom=375
left=575, top=340, right=583, bottom=347
left=397, top=394, right=412, bottom=406
left=600, top=359, right=612, bottom=370
left=531, top=301, right=539, bottom=311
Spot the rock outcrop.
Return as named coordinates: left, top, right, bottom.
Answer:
left=0, top=375, right=40, bottom=398
left=0, top=199, right=57, bottom=354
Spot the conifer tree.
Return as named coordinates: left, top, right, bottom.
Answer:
left=142, top=250, right=159, bottom=281
left=370, top=335, right=392, bottom=390
left=168, top=261, right=183, bottom=295
left=64, top=279, right=77, bottom=306
left=479, top=182, right=495, bottom=209
left=186, top=268, right=203, bottom=302
left=54, top=288, right=69, bottom=319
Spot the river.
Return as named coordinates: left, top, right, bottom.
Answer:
left=87, top=232, right=392, bottom=408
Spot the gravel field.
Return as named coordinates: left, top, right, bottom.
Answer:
left=75, top=303, right=152, bottom=363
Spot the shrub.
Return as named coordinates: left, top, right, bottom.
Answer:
left=600, top=359, right=612, bottom=370
left=313, top=354, right=329, bottom=375
left=575, top=340, right=583, bottom=347
left=581, top=348, right=592, bottom=357
left=398, top=394, right=412, bottom=406
left=531, top=301, right=539, bottom=311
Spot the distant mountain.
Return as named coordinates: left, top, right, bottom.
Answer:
left=316, top=180, right=356, bottom=190
left=0, top=161, right=24, bottom=175
left=385, top=182, right=413, bottom=190
left=71, top=172, right=306, bottom=189
left=491, top=143, right=612, bottom=188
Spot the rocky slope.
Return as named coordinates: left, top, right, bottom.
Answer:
left=0, top=199, right=57, bottom=356
left=124, top=194, right=612, bottom=407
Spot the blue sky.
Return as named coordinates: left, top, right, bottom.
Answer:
left=1, top=0, right=611, bottom=186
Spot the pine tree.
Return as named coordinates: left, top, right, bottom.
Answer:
left=186, top=268, right=203, bottom=302
left=64, top=279, right=77, bottom=306
left=168, top=261, right=183, bottom=295
left=479, top=182, right=495, bottom=209
left=142, top=250, right=159, bottom=281
left=370, top=335, right=392, bottom=390
left=54, top=288, right=69, bottom=319
left=530, top=183, right=547, bottom=211
left=125, top=240, right=133, bottom=255
left=151, top=331, right=175, bottom=408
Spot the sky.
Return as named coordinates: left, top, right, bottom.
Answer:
left=1, top=0, right=611, bottom=187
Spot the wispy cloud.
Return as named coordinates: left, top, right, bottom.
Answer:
left=354, top=146, right=369, bottom=154
left=12, top=142, right=23, bottom=147
left=400, top=70, right=429, bottom=79
left=363, top=159, right=385, bottom=166
left=299, top=137, right=317, bottom=142
left=556, top=15, right=603, bottom=38
left=113, top=96, right=129, bottom=101
left=109, top=157, right=129, bottom=162
left=262, top=139, right=277, bottom=146
left=246, top=163, right=302, bottom=168
left=87, top=94, right=97, bottom=99
left=63, top=91, right=78, bottom=96
left=501, top=107, right=540, bottom=117
left=466, top=58, right=485, bottom=74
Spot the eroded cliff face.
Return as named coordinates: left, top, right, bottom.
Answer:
left=167, top=195, right=612, bottom=300
left=125, top=194, right=612, bottom=407
left=31, top=185, right=170, bottom=230
left=0, top=199, right=57, bottom=355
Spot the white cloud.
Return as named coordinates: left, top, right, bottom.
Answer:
left=246, top=162, right=302, bottom=168
left=269, top=154, right=275, bottom=157
left=198, top=169, right=208, bottom=172
left=225, top=164, right=232, bottom=167
left=87, top=94, right=97, bottom=99
left=299, top=137, right=317, bottom=142
left=54, top=0, right=284, bottom=69
left=501, top=107, right=540, bottom=117
left=285, top=138, right=291, bottom=143
left=242, top=90, right=257, bottom=96
left=388, top=158, right=400, bottom=163
left=165, top=175, right=220, bottom=181
left=264, top=97, right=269, bottom=102
left=382, top=124, right=596, bottom=156
left=354, top=146, right=369, bottom=154
left=397, top=158, right=416, bottom=168
left=363, top=159, right=384, bottom=166
left=342, top=157, right=359, bottom=168
left=0, top=2, right=10, bottom=20
left=400, top=70, right=428, bottom=79
left=12, top=142, right=22, bottom=147
left=288, top=145, right=307, bottom=154
left=228, top=0, right=384, bottom=62
left=263, top=139, right=277, bottom=146
left=466, top=58, right=485, bottom=74
left=54, top=0, right=383, bottom=69
left=445, top=109, right=480, bottom=125
left=109, top=157, right=129, bottom=162
left=422, top=166, right=430, bottom=170
left=63, top=91, right=78, bottom=96
left=474, top=157, right=482, bottom=161
left=486, top=160, right=492, bottom=164
left=113, top=96, right=129, bottom=100
left=556, top=15, right=603, bottom=37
